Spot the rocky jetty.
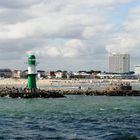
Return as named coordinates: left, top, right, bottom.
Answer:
left=0, top=87, right=65, bottom=98
left=40, top=83, right=140, bottom=96
left=45, top=89, right=140, bottom=96
left=0, top=83, right=140, bottom=98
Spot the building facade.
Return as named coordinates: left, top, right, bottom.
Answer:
left=0, top=69, right=12, bottom=78
left=135, top=66, right=140, bottom=75
left=109, top=53, right=130, bottom=73
left=46, top=71, right=55, bottom=79
left=55, top=71, right=63, bottom=78
left=37, top=70, right=46, bottom=79
left=12, top=70, right=22, bottom=78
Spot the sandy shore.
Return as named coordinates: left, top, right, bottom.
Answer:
left=0, top=78, right=139, bottom=88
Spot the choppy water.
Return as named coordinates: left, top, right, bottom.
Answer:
left=0, top=95, right=140, bottom=140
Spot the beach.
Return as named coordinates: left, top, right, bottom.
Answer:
left=0, top=78, right=139, bottom=87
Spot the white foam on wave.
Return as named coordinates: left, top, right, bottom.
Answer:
left=100, top=108, right=105, bottom=111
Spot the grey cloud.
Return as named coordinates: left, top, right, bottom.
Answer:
left=0, top=38, right=47, bottom=60
left=0, top=9, right=33, bottom=24
left=0, top=0, right=138, bottom=70
left=106, top=6, right=140, bottom=56
left=0, top=0, right=41, bottom=8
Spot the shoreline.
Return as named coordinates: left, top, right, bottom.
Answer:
left=0, top=78, right=139, bottom=87
left=0, top=79, right=139, bottom=98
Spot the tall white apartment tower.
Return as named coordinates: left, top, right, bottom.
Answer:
left=109, top=53, right=130, bottom=73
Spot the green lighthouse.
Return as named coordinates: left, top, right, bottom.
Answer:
left=27, top=54, right=37, bottom=89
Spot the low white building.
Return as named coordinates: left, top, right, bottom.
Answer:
left=97, top=73, right=136, bottom=79
left=0, top=69, right=12, bottom=78
left=55, top=72, right=63, bottom=78
left=12, top=70, right=22, bottom=78
left=135, top=66, right=140, bottom=75
left=72, top=72, right=91, bottom=79
left=37, top=70, right=46, bottom=79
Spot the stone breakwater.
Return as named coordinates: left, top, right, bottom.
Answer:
left=0, top=86, right=140, bottom=98
left=0, top=87, right=65, bottom=98
left=46, top=89, right=140, bottom=96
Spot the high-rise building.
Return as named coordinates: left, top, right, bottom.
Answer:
left=109, top=53, right=130, bottom=73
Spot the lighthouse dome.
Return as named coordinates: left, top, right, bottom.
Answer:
left=28, top=54, right=36, bottom=59
left=28, top=54, right=36, bottom=65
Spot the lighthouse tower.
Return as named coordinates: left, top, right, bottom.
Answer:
left=27, top=54, right=37, bottom=89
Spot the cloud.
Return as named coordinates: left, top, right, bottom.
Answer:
left=0, top=0, right=41, bottom=8
left=62, top=39, right=86, bottom=58
left=0, top=0, right=139, bottom=70
left=31, top=39, right=86, bottom=58
left=37, top=47, right=61, bottom=58
left=105, top=6, right=140, bottom=56
left=0, top=0, right=133, bottom=40
left=59, top=0, right=134, bottom=7
left=0, top=14, right=108, bottom=40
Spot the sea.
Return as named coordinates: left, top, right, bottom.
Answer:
left=0, top=83, right=140, bottom=140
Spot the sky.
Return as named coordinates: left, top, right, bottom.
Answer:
left=0, top=0, right=140, bottom=71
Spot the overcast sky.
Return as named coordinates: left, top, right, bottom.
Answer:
left=0, top=0, right=140, bottom=71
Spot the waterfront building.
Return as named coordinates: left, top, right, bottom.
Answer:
left=55, top=71, right=63, bottom=78
left=37, top=70, right=46, bottom=79
left=97, top=72, right=136, bottom=79
left=12, top=70, right=22, bottom=78
left=71, top=72, right=91, bottom=79
left=134, top=66, right=140, bottom=75
left=21, top=70, right=28, bottom=78
left=0, top=69, right=12, bottom=78
left=46, top=71, right=55, bottom=79
left=109, top=53, right=130, bottom=73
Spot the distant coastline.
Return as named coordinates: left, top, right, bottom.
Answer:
left=0, top=78, right=139, bottom=87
